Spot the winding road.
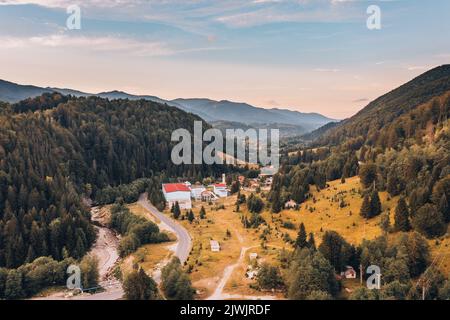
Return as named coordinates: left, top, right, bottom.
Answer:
left=138, top=193, right=192, bottom=265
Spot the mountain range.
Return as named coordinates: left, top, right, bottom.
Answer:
left=0, top=79, right=335, bottom=135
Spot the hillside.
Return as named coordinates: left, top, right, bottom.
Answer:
left=314, top=64, right=450, bottom=146
left=263, top=66, right=450, bottom=300
left=0, top=93, right=228, bottom=271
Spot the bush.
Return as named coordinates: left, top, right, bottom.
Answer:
left=256, top=264, right=284, bottom=290
left=123, top=268, right=159, bottom=300
left=111, top=203, right=169, bottom=257
left=247, top=194, right=264, bottom=213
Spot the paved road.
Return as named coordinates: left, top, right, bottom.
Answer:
left=138, top=193, right=192, bottom=264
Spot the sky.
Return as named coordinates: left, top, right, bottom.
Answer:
left=0, top=0, right=449, bottom=119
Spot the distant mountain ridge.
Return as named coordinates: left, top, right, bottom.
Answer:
left=0, top=79, right=335, bottom=134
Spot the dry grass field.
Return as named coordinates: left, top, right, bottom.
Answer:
left=119, top=176, right=448, bottom=298
left=271, top=176, right=390, bottom=246
left=120, top=203, right=176, bottom=278
left=180, top=175, right=450, bottom=298
left=271, top=176, right=449, bottom=275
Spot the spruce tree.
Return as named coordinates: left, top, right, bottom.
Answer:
left=370, top=189, right=382, bottom=218
left=295, top=223, right=308, bottom=249
left=172, top=202, right=181, bottom=219
left=187, top=210, right=195, bottom=223
left=199, top=206, right=206, bottom=219
left=360, top=194, right=371, bottom=219
left=271, top=196, right=282, bottom=213
left=307, top=233, right=316, bottom=251
left=394, top=197, right=411, bottom=232
left=438, top=194, right=449, bottom=223
left=380, top=212, right=391, bottom=234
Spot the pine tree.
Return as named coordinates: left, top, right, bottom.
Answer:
left=380, top=212, right=391, bottom=234
left=438, top=194, right=449, bottom=223
left=199, top=206, right=206, bottom=219
left=172, top=202, right=181, bottom=219
left=307, top=233, right=316, bottom=251
left=360, top=194, right=371, bottom=219
left=370, top=189, right=382, bottom=218
left=271, top=196, right=282, bottom=213
left=394, top=197, right=411, bottom=232
left=386, top=172, right=400, bottom=196
left=187, top=210, right=195, bottom=223
left=295, top=223, right=308, bottom=249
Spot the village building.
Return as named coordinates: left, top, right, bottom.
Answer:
left=190, top=184, right=206, bottom=200
left=285, top=199, right=298, bottom=209
left=201, top=190, right=215, bottom=202
left=343, top=266, right=357, bottom=279
left=259, top=166, right=277, bottom=177
left=162, top=183, right=192, bottom=210
left=213, top=183, right=228, bottom=198
left=210, top=240, right=221, bottom=252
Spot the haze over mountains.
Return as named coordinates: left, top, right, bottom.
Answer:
left=0, top=79, right=335, bottom=136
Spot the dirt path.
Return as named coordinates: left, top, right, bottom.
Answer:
left=89, top=210, right=121, bottom=281
left=206, top=225, right=278, bottom=300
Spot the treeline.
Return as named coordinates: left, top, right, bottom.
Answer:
left=0, top=255, right=98, bottom=300
left=0, top=93, right=230, bottom=269
left=95, top=177, right=165, bottom=210
left=257, top=224, right=450, bottom=300
left=109, top=203, right=169, bottom=257
left=269, top=150, right=359, bottom=209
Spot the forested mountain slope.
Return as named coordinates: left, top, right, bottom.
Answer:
left=270, top=66, right=450, bottom=240
left=315, top=65, right=450, bottom=146
left=0, top=93, right=227, bottom=269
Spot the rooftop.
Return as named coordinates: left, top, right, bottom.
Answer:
left=214, top=183, right=226, bottom=188
left=162, top=183, right=191, bottom=193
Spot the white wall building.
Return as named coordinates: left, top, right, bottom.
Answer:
left=210, top=240, right=221, bottom=252
left=162, top=183, right=192, bottom=209
left=190, top=185, right=206, bottom=200
left=213, top=183, right=228, bottom=198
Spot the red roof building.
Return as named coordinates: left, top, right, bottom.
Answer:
left=214, top=183, right=226, bottom=188
left=162, top=183, right=191, bottom=193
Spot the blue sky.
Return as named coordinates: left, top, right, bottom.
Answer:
left=0, top=0, right=449, bottom=118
